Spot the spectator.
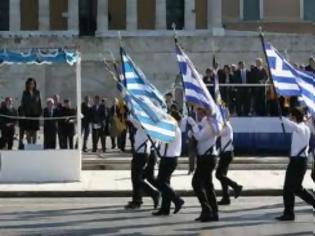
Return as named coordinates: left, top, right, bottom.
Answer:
left=117, top=99, right=128, bottom=152
left=0, top=97, right=17, bottom=150
left=17, top=105, right=25, bottom=149
left=219, top=65, right=232, bottom=108
left=43, top=98, right=57, bottom=149
left=21, top=78, right=42, bottom=144
left=109, top=98, right=120, bottom=149
left=251, top=58, right=268, bottom=116
left=101, top=98, right=111, bottom=149
left=81, top=96, right=91, bottom=152
left=165, top=92, right=176, bottom=113
left=58, top=99, right=76, bottom=149
left=235, top=61, right=250, bottom=116
left=305, top=57, right=315, bottom=74
left=91, top=96, right=106, bottom=153
left=266, top=84, right=278, bottom=116
left=203, top=68, right=216, bottom=98
left=53, top=94, right=63, bottom=148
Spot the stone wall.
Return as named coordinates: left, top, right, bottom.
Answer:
left=0, top=33, right=314, bottom=107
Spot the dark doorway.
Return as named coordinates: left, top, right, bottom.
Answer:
left=79, top=0, right=97, bottom=36
left=166, top=0, right=184, bottom=30
left=0, top=0, right=9, bottom=31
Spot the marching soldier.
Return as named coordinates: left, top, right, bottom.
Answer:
left=276, top=107, right=315, bottom=221
left=153, top=111, right=185, bottom=216
left=215, top=107, right=243, bottom=205
left=187, top=107, right=220, bottom=222
left=125, top=123, right=160, bottom=209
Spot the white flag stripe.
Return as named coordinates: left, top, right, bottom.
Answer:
left=125, top=71, right=138, bottom=79
left=273, top=81, right=300, bottom=91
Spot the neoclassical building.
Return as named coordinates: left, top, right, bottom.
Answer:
left=0, top=0, right=314, bottom=37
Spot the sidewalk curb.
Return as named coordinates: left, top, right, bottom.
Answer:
left=0, top=189, right=292, bottom=198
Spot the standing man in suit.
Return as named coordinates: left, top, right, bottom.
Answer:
left=43, top=98, right=57, bottom=149
left=58, top=99, right=76, bottom=149
left=91, top=96, right=106, bottom=153
left=53, top=94, right=63, bottom=149
left=235, top=61, right=250, bottom=116
left=1, top=97, right=17, bottom=150
left=251, top=58, right=268, bottom=116
left=81, top=96, right=91, bottom=152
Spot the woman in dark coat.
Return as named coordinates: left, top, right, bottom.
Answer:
left=21, top=78, right=42, bottom=144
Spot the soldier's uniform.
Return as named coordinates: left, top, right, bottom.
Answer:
left=153, top=125, right=185, bottom=216
left=276, top=116, right=315, bottom=221
left=215, top=121, right=243, bottom=205
left=125, top=126, right=160, bottom=209
left=188, top=115, right=219, bottom=222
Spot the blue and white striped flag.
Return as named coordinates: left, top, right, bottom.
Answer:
left=175, top=44, right=224, bottom=132
left=265, top=42, right=315, bottom=114
left=120, top=47, right=166, bottom=110
left=120, top=48, right=177, bottom=143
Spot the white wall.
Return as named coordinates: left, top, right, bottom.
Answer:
left=0, top=150, right=81, bottom=182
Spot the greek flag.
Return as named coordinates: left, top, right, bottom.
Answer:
left=265, top=42, right=315, bottom=114
left=120, top=48, right=177, bottom=143
left=120, top=47, right=166, bottom=110
left=175, top=44, right=224, bottom=132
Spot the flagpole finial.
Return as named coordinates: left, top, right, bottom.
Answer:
left=258, top=26, right=264, bottom=37
left=172, top=22, right=178, bottom=43
left=118, top=31, right=123, bottom=47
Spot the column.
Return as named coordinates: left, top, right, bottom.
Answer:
left=68, top=0, right=79, bottom=34
left=259, top=0, right=264, bottom=20
left=126, top=0, right=138, bottom=30
left=155, top=0, right=166, bottom=29
left=38, top=0, right=50, bottom=30
left=185, top=0, right=195, bottom=30
left=9, top=0, right=21, bottom=31
left=96, top=0, right=108, bottom=35
left=207, top=0, right=224, bottom=35
left=299, top=0, right=304, bottom=20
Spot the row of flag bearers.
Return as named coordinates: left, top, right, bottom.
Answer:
left=106, top=37, right=314, bottom=222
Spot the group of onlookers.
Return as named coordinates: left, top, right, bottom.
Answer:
left=81, top=95, right=129, bottom=153
left=0, top=77, right=130, bottom=152
left=0, top=56, right=314, bottom=151
left=202, top=56, right=315, bottom=117
left=0, top=78, right=77, bottom=150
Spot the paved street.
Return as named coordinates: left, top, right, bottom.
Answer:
left=0, top=197, right=313, bottom=236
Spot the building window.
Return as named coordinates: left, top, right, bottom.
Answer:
left=304, top=0, right=315, bottom=21
left=108, top=0, right=126, bottom=30
left=243, top=0, right=260, bottom=21
left=166, top=0, right=184, bottom=30
left=79, top=0, right=97, bottom=35
left=0, top=0, right=9, bottom=31
left=21, top=0, right=38, bottom=30
left=50, top=0, right=68, bottom=30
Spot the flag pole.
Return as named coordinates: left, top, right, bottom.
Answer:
left=172, top=22, right=192, bottom=116
left=258, top=26, right=286, bottom=133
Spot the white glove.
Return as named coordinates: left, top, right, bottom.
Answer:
left=187, top=117, right=196, bottom=126
left=187, top=130, right=193, bottom=138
